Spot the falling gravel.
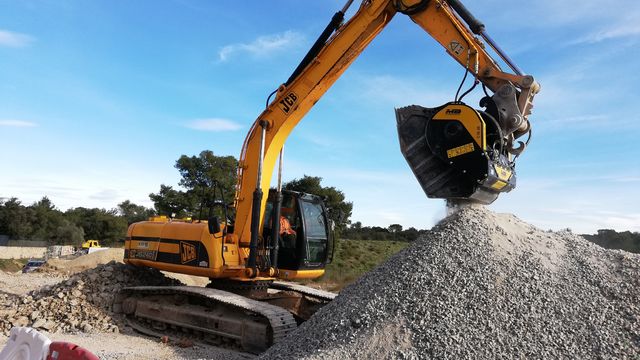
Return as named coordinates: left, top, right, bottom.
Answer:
left=261, top=207, right=640, bottom=359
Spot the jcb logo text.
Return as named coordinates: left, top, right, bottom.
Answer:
left=180, top=242, right=197, bottom=264
left=278, top=92, right=298, bottom=114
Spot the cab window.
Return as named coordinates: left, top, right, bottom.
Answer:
left=300, top=200, right=328, bottom=263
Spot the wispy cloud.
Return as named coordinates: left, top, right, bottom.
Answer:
left=0, top=29, right=35, bottom=48
left=571, top=17, right=640, bottom=45
left=217, top=30, right=305, bottom=62
left=354, top=74, right=452, bottom=107
left=477, top=0, right=640, bottom=48
left=536, top=114, right=609, bottom=131
left=89, top=189, right=119, bottom=201
left=185, top=118, right=242, bottom=132
left=0, top=119, right=37, bottom=127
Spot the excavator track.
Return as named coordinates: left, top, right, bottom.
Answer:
left=114, top=286, right=298, bottom=354
left=270, top=281, right=336, bottom=302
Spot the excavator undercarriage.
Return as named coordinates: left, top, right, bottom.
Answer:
left=114, top=281, right=335, bottom=354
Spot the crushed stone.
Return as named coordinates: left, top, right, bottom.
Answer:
left=0, top=262, right=180, bottom=336
left=261, top=207, right=640, bottom=359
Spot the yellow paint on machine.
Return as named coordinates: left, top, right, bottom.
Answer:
left=432, top=104, right=486, bottom=149
left=277, top=269, right=325, bottom=280
left=447, top=142, right=475, bottom=158
left=158, top=243, right=179, bottom=254
left=125, top=258, right=247, bottom=279
left=494, top=164, right=513, bottom=181
left=491, top=180, right=507, bottom=190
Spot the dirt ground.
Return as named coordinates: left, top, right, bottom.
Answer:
left=0, top=259, right=251, bottom=359
left=0, top=329, right=253, bottom=360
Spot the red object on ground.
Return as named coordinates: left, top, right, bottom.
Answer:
left=46, top=341, right=99, bottom=360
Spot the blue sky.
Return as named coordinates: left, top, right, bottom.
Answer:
left=1, top=0, right=639, bottom=233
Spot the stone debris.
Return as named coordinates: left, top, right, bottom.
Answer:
left=261, top=207, right=640, bottom=359
left=0, top=261, right=180, bottom=336
left=2, top=207, right=638, bottom=360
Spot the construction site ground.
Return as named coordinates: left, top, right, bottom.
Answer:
left=0, top=250, right=252, bottom=359
left=1, top=208, right=638, bottom=359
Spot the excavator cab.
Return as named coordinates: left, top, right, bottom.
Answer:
left=262, top=190, right=333, bottom=271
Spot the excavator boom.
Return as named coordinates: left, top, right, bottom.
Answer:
left=232, top=0, right=539, bottom=247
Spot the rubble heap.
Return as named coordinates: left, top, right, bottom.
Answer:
left=0, top=262, right=180, bottom=336
left=261, top=207, right=640, bottom=359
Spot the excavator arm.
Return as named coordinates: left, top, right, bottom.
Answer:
left=231, top=0, right=539, bottom=253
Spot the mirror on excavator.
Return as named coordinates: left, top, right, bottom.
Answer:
left=262, top=189, right=333, bottom=271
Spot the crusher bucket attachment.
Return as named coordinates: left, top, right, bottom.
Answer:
left=396, top=102, right=516, bottom=205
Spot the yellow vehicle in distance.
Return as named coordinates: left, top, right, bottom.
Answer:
left=81, top=240, right=101, bottom=250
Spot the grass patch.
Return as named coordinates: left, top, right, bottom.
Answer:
left=0, top=258, right=29, bottom=272
left=313, top=239, right=409, bottom=291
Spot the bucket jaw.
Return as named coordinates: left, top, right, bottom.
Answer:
left=396, top=101, right=517, bottom=205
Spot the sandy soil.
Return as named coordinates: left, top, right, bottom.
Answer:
left=0, top=271, right=64, bottom=295
left=42, top=248, right=125, bottom=274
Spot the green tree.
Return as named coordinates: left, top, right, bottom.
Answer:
left=583, top=229, right=640, bottom=253
left=283, top=175, right=353, bottom=231
left=29, top=197, right=65, bottom=242
left=388, top=224, right=403, bottom=240
left=118, top=200, right=156, bottom=224
left=149, top=185, right=192, bottom=218
left=53, top=220, right=85, bottom=246
left=0, top=198, right=34, bottom=239
left=176, top=150, right=238, bottom=207
left=65, top=207, right=127, bottom=246
left=402, top=227, right=420, bottom=241
left=150, top=150, right=238, bottom=218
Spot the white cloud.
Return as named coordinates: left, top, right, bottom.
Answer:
left=536, top=114, right=610, bottom=131
left=0, top=29, right=35, bottom=48
left=90, top=189, right=119, bottom=201
left=185, top=118, right=242, bottom=132
left=0, top=119, right=37, bottom=127
left=217, top=30, right=305, bottom=62
left=571, top=18, right=640, bottom=45
left=356, top=75, right=452, bottom=106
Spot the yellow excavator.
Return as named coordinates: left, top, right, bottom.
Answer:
left=117, top=0, right=540, bottom=353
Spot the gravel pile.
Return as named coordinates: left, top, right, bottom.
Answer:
left=0, top=262, right=180, bottom=336
left=261, top=207, right=640, bottom=359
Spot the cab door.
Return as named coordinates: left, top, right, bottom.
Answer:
left=262, top=191, right=331, bottom=271
left=297, top=197, right=330, bottom=269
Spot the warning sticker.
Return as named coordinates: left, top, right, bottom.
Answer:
left=447, top=142, right=475, bottom=158
left=494, top=164, right=513, bottom=181
left=449, top=41, right=465, bottom=56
